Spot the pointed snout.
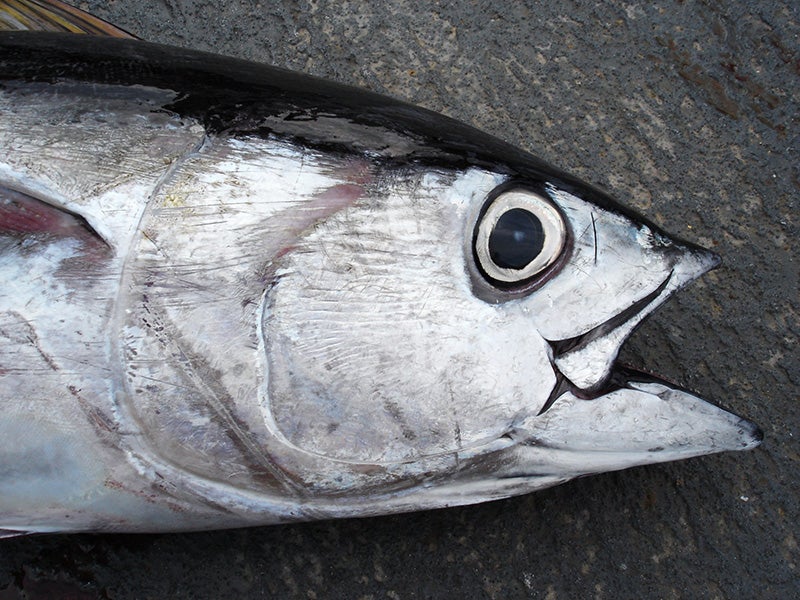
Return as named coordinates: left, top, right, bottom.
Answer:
left=664, top=239, right=721, bottom=290
left=551, top=240, right=722, bottom=393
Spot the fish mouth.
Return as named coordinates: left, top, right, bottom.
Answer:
left=520, top=365, right=763, bottom=454
left=539, top=271, right=676, bottom=414
left=516, top=242, right=762, bottom=473
left=503, top=364, right=762, bottom=484
left=545, top=247, right=722, bottom=396
left=549, top=272, right=673, bottom=360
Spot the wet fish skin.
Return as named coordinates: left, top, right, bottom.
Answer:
left=0, top=32, right=760, bottom=535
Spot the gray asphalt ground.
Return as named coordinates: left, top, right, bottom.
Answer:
left=0, top=1, right=797, bottom=598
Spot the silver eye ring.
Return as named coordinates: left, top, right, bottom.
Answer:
left=474, top=189, right=567, bottom=285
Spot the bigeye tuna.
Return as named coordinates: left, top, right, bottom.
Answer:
left=0, top=31, right=760, bottom=536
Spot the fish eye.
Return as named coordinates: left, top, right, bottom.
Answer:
left=473, top=189, right=567, bottom=286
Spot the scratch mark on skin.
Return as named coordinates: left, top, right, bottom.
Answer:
left=67, top=385, right=117, bottom=436
left=133, top=373, right=196, bottom=391
left=104, top=478, right=186, bottom=514
left=1, top=312, right=120, bottom=441
left=6, top=312, right=60, bottom=372
left=447, top=383, right=462, bottom=468
left=383, top=398, right=417, bottom=441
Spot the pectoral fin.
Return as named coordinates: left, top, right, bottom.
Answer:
left=0, top=184, right=110, bottom=258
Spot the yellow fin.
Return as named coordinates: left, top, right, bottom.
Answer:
left=0, top=0, right=135, bottom=37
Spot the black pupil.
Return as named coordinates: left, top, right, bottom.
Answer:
left=488, top=208, right=545, bottom=270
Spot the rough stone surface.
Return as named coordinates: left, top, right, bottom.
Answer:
left=0, top=1, right=797, bottom=598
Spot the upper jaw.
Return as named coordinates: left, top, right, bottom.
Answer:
left=547, top=244, right=722, bottom=393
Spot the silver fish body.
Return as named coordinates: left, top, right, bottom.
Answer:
left=0, top=32, right=760, bottom=535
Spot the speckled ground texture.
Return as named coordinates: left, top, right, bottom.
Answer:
left=0, top=1, right=797, bottom=598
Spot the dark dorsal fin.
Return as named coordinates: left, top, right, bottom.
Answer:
left=0, top=0, right=135, bottom=38
left=0, top=184, right=110, bottom=255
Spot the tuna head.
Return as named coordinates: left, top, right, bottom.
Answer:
left=0, top=32, right=762, bottom=531
left=262, top=167, right=761, bottom=512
